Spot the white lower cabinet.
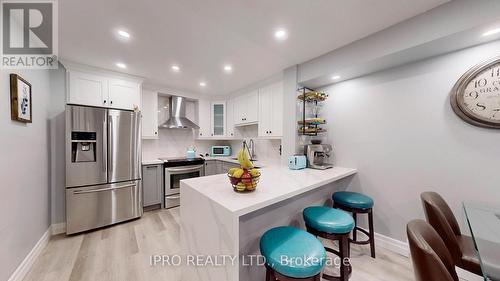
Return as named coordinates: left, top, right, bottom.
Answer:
left=142, top=90, right=159, bottom=139
left=142, top=164, right=163, bottom=208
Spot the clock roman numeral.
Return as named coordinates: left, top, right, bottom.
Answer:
left=475, top=78, right=487, bottom=88
left=492, top=67, right=500, bottom=77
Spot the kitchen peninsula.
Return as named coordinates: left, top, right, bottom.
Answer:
left=180, top=165, right=357, bottom=281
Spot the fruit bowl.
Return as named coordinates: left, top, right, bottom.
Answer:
left=228, top=172, right=260, bottom=193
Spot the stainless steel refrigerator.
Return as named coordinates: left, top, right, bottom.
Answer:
left=65, top=105, right=142, bottom=234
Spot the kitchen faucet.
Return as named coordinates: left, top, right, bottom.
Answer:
left=243, top=139, right=256, bottom=161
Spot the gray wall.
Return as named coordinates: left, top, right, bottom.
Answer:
left=0, top=68, right=52, bottom=280
left=320, top=39, right=500, bottom=242
left=49, top=64, right=67, bottom=224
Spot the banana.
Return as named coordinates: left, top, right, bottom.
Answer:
left=228, top=168, right=239, bottom=176
left=232, top=168, right=244, bottom=178
left=237, top=147, right=254, bottom=169
left=235, top=182, right=246, bottom=192
left=250, top=169, right=260, bottom=177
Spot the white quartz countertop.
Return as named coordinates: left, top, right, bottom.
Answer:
left=181, top=166, right=357, bottom=216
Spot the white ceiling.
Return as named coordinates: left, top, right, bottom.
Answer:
left=59, top=0, right=449, bottom=95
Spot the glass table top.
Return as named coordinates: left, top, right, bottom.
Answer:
left=463, top=202, right=500, bottom=281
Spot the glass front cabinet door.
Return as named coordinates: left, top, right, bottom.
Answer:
left=211, top=101, right=226, bottom=137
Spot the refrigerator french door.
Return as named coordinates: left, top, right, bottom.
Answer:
left=65, top=105, right=142, bottom=234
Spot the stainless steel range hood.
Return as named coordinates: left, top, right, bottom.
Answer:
left=159, top=96, right=200, bottom=129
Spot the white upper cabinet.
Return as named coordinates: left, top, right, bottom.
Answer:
left=211, top=101, right=226, bottom=137
left=271, top=82, right=284, bottom=137
left=68, top=71, right=109, bottom=107
left=258, top=82, right=283, bottom=138
left=226, top=99, right=237, bottom=138
left=65, top=63, right=143, bottom=111
left=258, top=85, right=272, bottom=137
left=108, top=78, right=142, bottom=110
left=234, top=90, right=258, bottom=125
left=197, top=99, right=211, bottom=138
left=141, top=90, right=159, bottom=139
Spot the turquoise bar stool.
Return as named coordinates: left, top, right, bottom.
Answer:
left=303, top=206, right=355, bottom=281
left=260, top=226, right=326, bottom=281
left=332, top=191, right=375, bottom=258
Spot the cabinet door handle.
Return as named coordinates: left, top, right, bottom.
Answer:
left=155, top=132, right=158, bottom=135
left=103, top=100, right=107, bottom=104
left=110, top=101, right=113, bottom=105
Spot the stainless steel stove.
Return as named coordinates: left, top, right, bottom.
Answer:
left=160, top=157, right=205, bottom=208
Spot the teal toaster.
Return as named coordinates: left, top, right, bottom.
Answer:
left=288, top=155, right=307, bottom=170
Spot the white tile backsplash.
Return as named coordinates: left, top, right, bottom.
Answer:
left=142, top=125, right=282, bottom=161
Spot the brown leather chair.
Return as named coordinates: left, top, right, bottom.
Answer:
left=420, top=192, right=482, bottom=275
left=407, top=220, right=459, bottom=281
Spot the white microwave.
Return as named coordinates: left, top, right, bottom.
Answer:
left=211, top=146, right=231, bottom=157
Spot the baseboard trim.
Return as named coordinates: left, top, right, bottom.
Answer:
left=51, top=223, right=66, bottom=235
left=371, top=230, right=482, bottom=281
left=373, top=231, right=410, bottom=257
left=7, top=228, right=50, bottom=281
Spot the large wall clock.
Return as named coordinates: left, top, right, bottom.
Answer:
left=451, top=56, right=500, bottom=129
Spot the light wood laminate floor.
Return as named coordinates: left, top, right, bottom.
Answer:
left=24, top=208, right=415, bottom=281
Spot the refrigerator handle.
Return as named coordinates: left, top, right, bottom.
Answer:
left=102, top=116, right=107, bottom=173
left=109, top=115, right=114, bottom=174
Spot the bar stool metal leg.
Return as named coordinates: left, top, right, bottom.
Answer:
left=368, top=210, right=376, bottom=258
left=352, top=213, right=357, bottom=241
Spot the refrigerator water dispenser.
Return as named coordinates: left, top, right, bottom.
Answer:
left=71, top=132, right=97, bottom=162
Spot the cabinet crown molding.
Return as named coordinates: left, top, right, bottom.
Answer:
left=61, top=60, right=145, bottom=84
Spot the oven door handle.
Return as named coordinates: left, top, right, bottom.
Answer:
left=165, top=165, right=204, bottom=173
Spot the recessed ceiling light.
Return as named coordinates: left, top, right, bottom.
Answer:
left=171, top=65, right=180, bottom=72
left=117, top=30, right=130, bottom=38
left=331, top=75, right=341, bottom=80
left=483, top=28, right=500, bottom=37
left=116, top=62, right=127, bottom=69
left=224, top=64, right=232, bottom=72
left=274, top=28, right=288, bottom=40
left=199, top=82, right=207, bottom=87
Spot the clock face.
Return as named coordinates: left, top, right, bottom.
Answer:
left=452, top=57, right=500, bottom=128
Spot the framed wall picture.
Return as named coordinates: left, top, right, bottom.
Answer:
left=10, top=74, right=32, bottom=123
